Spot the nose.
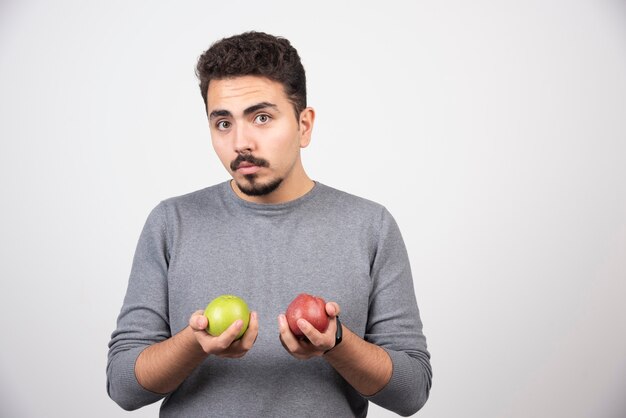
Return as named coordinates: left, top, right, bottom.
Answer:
left=233, top=124, right=254, bottom=154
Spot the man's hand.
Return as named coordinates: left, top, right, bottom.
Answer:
left=135, top=310, right=259, bottom=394
left=278, top=302, right=341, bottom=359
left=189, top=310, right=259, bottom=358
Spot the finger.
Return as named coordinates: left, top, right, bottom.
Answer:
left=239, top=311, right=259, bottom=350
left=189, top=310, right=208, bottom=331
left=190, top=316, right=216, bottom=353
left=209, top=319, right=243, bottom=352
left=297, top=318, right=328, bottom=348
left=325, top=302, right=340, bottom=317
left=277, top=314, right=302, bottom=353
left=194, top=329, right=215, bottom=353
left=277, top=313, right=291, bottom=335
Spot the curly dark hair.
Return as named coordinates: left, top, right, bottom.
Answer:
left=196, top=31, right=307, bottom=119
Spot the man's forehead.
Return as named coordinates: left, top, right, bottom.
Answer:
left=206, top=76, right=286, bottom=111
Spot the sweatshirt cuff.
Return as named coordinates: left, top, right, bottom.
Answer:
left=107, top=346, right=165, bottom=410
left=365, top=348, right=423, bottom=416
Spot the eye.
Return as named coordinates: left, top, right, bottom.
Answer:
left=216, top=120, right=231, bottom=131
left=254, top=114, right=271, bottom=125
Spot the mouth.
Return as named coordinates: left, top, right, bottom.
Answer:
left=231, top=154, right=269, bottom=175
left=235, top=161, right=262, bottom=175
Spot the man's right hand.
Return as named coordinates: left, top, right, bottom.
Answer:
left=188, top=310, right=259, bottom=358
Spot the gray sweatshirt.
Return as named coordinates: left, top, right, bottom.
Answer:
left=107, top=181, right=431, bottom=417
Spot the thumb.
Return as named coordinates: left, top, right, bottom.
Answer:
left=325, top=302, right=340, bottom=317
left=190, top=310, right=208, bottom=330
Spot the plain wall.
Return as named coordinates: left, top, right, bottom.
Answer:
left=1, top=1, right=625, bottom=417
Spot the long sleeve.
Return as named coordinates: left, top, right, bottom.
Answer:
left=105, top=183, right=432, bottom=416
left=364, top=208, right=432, bottom=416
left=106, top=202, right=171, bottom=410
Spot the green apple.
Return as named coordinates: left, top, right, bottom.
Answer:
left=204, top=294, right=250, bottom=339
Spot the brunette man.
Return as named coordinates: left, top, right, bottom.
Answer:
left=108, top=31, right=432, bottom=417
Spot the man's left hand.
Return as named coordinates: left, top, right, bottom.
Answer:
left=278, top=301, right=341, bottom=359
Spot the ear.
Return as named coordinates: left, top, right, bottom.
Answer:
left=298, top=107, right=315, bottom=148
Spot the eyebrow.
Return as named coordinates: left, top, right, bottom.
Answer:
left=208, top=101, right=279, bottom=120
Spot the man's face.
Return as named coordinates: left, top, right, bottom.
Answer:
left=206, top=75, right=313, bottom=199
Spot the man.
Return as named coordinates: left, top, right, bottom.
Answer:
left=107, top=31, right=432, bottom=417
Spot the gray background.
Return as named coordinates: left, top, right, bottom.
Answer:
left=1, top=0, right=625, bottom=417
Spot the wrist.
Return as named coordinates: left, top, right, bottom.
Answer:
left=324, top=316, right=343, bottom=355
left=180, top=326, right=210, bottom=358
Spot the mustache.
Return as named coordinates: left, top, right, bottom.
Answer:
left=230, top=153, right=270, bottom=171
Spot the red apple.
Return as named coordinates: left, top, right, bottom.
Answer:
left=286, top=293, right=330, bottom=337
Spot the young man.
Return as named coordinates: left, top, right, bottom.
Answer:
left=107, top=31, right=432, bottom=417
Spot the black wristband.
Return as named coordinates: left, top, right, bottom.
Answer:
left=324, top=316, right=342, bottom=354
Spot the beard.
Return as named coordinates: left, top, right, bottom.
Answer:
left=230, top=153, right=282, bottom=196
left=235, top=175, right=283, bottom=196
